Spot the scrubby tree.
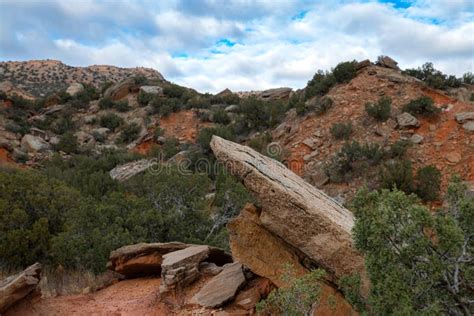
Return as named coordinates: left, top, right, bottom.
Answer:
left=365, top=96, right=391, bottom=121
left=350, top=176, right=474, bottom=315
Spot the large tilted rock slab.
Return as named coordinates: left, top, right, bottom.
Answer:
left=109, top=159, right=152, bottom=182
left=0, top=263, right=41, bottom=313
left=210, top=136, right=366, bottom=285
left=228, top=204, right=356, bottom=315
left=107, top=242, right=189, bottom=278
left=191, top=262, right=246, bottom=308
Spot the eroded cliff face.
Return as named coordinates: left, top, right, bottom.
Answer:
left=211, top=135, right=367, bottom=289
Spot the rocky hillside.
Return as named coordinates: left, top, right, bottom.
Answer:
left=0, top=60, right=164, bottom=97
left=0, top=57, right=473, bottom=315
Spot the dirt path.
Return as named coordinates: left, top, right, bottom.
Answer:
left=7, top=277, right=170, bottom=316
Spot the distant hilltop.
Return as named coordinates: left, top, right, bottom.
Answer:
left=0, top=60, right=164, bottom=97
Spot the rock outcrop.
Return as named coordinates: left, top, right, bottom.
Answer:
left=21, top=134, right=50, bottom=152
left=259, top=87, right=292, bottom=101
left=228, top=204, right=356, bottom=314
left=397, top=112, right=420, bottom=128
left=66, top=83, right=84, bottom=96
left=107, top=242, right=189, bottom=278
left=159, top=245, right=210, bottom=294
left=109, top=159, right=152, bottom=182
left=376, top=55, right=400, bottom=70
left=191, top=262, right=246, bottom=308
left=140, top=85, right=163, bottom=95
left=210, top=136, right=367, bottom=288
left=104, top=78, right=139, bottom=100
left=0, top=263, right=41, bottom=313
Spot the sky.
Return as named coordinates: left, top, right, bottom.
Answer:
left=0, top=0, right=473, bottom=93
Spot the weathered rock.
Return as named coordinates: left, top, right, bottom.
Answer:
left=259, top=87, right=292, bottom=101
left=74, top=131, right=95, bottom=147
left=160, top=245, right=210, bottom=294
left=356, top=59, right=372, bottom=70
left=140, top=85, right=163, bottom=95
left=0, top=263, right=41, bottom=313
left=211, top=136, right=367, bottom=288
left=228, top=204, right=357, bottom=314
left=21, top=134, right=50, bottom=152
left=48, top=136, right=60, bottom=146
left=397, top=112, right=420, bottom=128
left=104, top=78, right=138, bottom=100
left=107, top=242, right=189, bottom=278
left=410, top=134, right=424, bottom=144
left=109, top=159, right=152, bottom=182
left=66, top=83, right=84, bottom=96
left=83, top=115, right=97, bottom=124
left=446, top=152, right=462, bottom=164
left=224, top=104, right=239, bottom=113
left=234, top=278, right=274, bottom=310
left=228, top=204, right=308, bottom=287
left=12, top=148, right=27, bottom=162
left=462, top=121, right=474, bottom=132
left=455, top=112, right=474, bottom=124
left=191, top=262, right=246, bottom=308
left=377, top=55, right=400, bottom=70
left=199, top=262, right=223, bottom=276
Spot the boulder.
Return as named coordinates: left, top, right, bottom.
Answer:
left=397, top=112, right=420, bottom=128
left=462, top=121, right=474, bottom=132
left=224, top=104, right=239, bottom=113
left=228, top=204, right=356, bottom=314
left=160, top=245, right=210, bottom=294
left=104, top=78, right=138, bottom=101
left=356, top=59, right=372, bottom=70
left=210, top=136, right=367, bottom=289
left=199, top=262, right=223, bottom=276
left=455, top=112, right=474, bottom=124
left=107, top=242, right=189, bottom=278
left=258, top=87, right=292, bottom=101
left=66, top=83, right=84, bottom=96
left=140, top=85, right=163, bottom=95
left=0, top=263, right=41, bottom=313
left=191, top=262, right=246, bottom=308
left=410, top=134, right=424, bottom=144
left=376, top=55, right=400, bottom=70
left=446, top=152, right=462, bottom=164
left=234, top=278, right=274, bottom=310
left=21, top=134, right=50, bottom=152
left=109, top=159, right=152, bottom=182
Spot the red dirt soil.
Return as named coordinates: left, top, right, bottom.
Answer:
left=7, top=277, right=170, bottom=316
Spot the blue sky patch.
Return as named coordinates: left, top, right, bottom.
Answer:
left=378, top=0, right=412, bottom=9
left=292, top=10, right=309, bottom=21
left=216, top=38, right=236, bottom=47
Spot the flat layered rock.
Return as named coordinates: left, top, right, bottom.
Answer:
left=191, top=262, right=245, bottom=308
left=107, top=242, right=189, bottom=278
left=109, top=159, right=152, bottom=182
left=210, top=136, right=366, bottom=289
left=160, top=245, right=210, bottom=293
left=0, top=263, right=41, bottom=313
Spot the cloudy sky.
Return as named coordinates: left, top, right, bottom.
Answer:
left=1, top=0, right=473, bottom=93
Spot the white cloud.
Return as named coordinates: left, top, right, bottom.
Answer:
left=1, top=0, right=473, bottom=93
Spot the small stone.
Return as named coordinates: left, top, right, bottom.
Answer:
left=397, top=113, right=420, bottom=128
left=462, top=121, right=474, bottom=132
left=445, top=152, right=461, bottom=164
left=410, top=134, right=424, bottom=144
left=455, top=112, right=474, bottom=123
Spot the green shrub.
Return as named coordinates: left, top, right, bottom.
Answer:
left=402, top=96, right=440, bottom=116
left=330, top=122, right=353, bottom=140
left=379, top=159, right=413, bottom=193
left=314, top=96, right=333, bottom=114
left=55, top=132, right=79, bottom=154
left=197, top=125, right=236, bottom=152
left=333, top=60, right=357, bottom=84
left=256, top=264, right=326, bottom=316
left=305, top=70, right=336, bottom=100
left=52, top=116, right=74, bottom=135
left=365, top=96, right=391, bottom=121
left=470, top=93, right=474, bottom=102
left=237, top=97, right=285, bottom=131
left=133, top=75, right=148, bottom=85
left=137, top=91, right=153, bottom=106
left=415, top=165, right=441, bottom=201
left=154, top=126, right=164, bottom=140
left=388, top=140, right=410, bottom=158
left=162, top=137, right=180, bottom=159
left=114, top=100, right=130, bottom=112
left=98, top=97, right=115, bottom=110
left=187, top=96, right=211, bottom=109
left=118, top=123, right=141, bottom=143
left=0, top=169, right=84, bottom=268
left=212, top=108, right=231, bottom=125
left=163, top=83, right=186, bottom=99
left=404, top=62, right=462, bottom=90
left=462, top=72, right=473, bottom=84
left=350, top=178, right=473, bottom=315
left=100, top=113, right=124, bottom=131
